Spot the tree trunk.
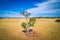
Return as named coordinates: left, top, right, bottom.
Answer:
left=26, top=17, right=29, bottom=32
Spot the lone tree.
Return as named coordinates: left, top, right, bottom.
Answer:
left=20, top=11, right=36, bottom=33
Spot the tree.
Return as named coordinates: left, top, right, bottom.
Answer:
left=20, top=11, right=31, bottom=32
left=20, top=11, right=36, bottom=33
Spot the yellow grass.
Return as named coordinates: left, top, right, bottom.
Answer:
left=0, top=18, right=60, bottom=40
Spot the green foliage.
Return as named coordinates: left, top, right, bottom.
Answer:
left=29, top=18, right=36, bottom=23
left=20, top=11, right=31, bottom=17
left=29, top=18, right=36, bottom=27
left=21, top=22, right=27, bottom=29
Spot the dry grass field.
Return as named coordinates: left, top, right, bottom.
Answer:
left=0, top=18, right=60, bottom=40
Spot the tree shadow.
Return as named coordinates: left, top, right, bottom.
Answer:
left=24, top=31, right=42, bottom=40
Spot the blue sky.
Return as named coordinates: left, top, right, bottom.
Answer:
left=0, top=0, right=60, bottom=17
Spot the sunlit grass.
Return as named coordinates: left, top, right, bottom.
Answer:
left=0, top=18, right=60, bottom=40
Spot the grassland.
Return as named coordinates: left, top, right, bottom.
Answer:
left=0, top=18, right=60, bottom=40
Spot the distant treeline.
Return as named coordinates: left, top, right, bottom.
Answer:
left=0, top=17, right=60, bottom=19
left=35, top=16, right=60, bottom=18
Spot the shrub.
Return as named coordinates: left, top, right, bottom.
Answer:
left=55, top=19, right=60, bottom=22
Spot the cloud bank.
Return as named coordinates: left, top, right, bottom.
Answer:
left=26, top=0, right=60, bottom=17
left=0, top=0, right=60, bottom=17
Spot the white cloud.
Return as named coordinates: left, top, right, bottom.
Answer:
left=0, top=11, right=23, bottom=17
left=49, top=0, right=60, bottom=2
left=26, top=0, right=60, bottom=15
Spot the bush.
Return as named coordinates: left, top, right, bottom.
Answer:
left=55, top=19, right=60, bottom=22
